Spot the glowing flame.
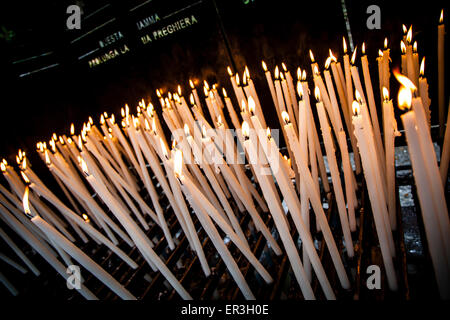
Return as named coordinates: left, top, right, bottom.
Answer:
left=406, top=25, right=412, bottom=44
left=217, top=115, right=223, bottom=126
left=313, top=65, right=319, bottom=75
left=184, top=124, right=190, bottom=136
left=297, top=81, right=303, bottom=99
left=413, top=41, right=417, bottom=53
left=420, top=57, right=425, bottom=77
left=111, top=114, right=115, bottom=124
left=88, top=116, right=93, bottom=125
left=393, top=70, right=417, bottom=91
left=202, top=124, right=207, bottom=138
left=281, top=62, right=287, bottom=72
left=314, top=86, right=321, bottom=102
left=352, top=101, right=360, bottom=115
left=241, top=99, right=247, bottom=113
left=351, top=46, right=357, bottom=65
left=355, top=89, right=362, bottom=103
left=379, top=49, right=384, bottom=57
left=274, top=66, right=279, bottom=79
left=242, top=72, right=248, bottom=86
left=172, top=139, right=177, bottom=150
left=402, top=24, right=407, bottom=34
left=22, top=157, right=27, bottom=170
left=280, top=71, right=285, bottom=80
left=281, top=111, right=290, bottom=124
left=245, top=66, right=250, bottom=79
left=440, top=9, right=444, bottom=24
left=104, top=112, right=108, bottom=118
left=144, top=119, right=150, bottom=131
left=227, top=66, right=233, bottom=76
left=70, top=123, right=75, bottom=135
left=23, top=186, right=31, bottom=216
left=189, top=93, right=195, bottom=105
left=262, top=61, right=267, bottom=72
left=80, top=158, right=89, bottom=175
left=297, top=67, right=301, bottom=80
left=384, top=38, right=388, bottom=49
left=160, top=138, right=168, bottom=159
left=82, top=214, right=90, bottom=223
left=400, top=41, right=406, bottom=54
left=301, top=70, right=306, bottom=81
left=329, top=49, right=337, bottom=62
left=0, top=162, right=6, bottom=172
left=309, top=50, right=315, bottom=62
left=173, top=149, right=183, bottom=178
left=235, top=73, right=240, bottom=86
left=242, top=121, right=250, bottom=138
left=267, top=127, right=271, bottom=140
left=52, top=133, right=57, bottom=141
left=21, top=172, right=30, bottom=184
left=67, top=137, right=73, bottom=144
left=343, top=37, right=347, bottom=54
left=222, top=88, right=227, bottom=98
left=152, top=117, right=156, bottom=133
left=121, top=108, right=125, bottom=118
left=204, top=80, right=210, bottom=91
left=398, top=86, right=412, bottom=110
left=100, top=115, right=105, bottom=124
left=248, top=96, right=256, bottom=115
left=189, top=79, right=195, bottom=89
left=125, top=104, right=130, bottom=118
left=325, top=57, right=332, bottom=69
left=381, top=87, right=389, bottom=102
left=178, top=85, right=182, bottom=96
left=362, top=42, right=366, bottom=55
left=156, top=89, right=161, bottom=98
left=203, top=86, right=209, bottom=97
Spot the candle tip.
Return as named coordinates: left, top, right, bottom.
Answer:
left=382, top=87, right=390, bottom=101
left=352, top=100, right=360, bottom=116
left=420, top=57, right=425, bottom=77
left=314, top=86, right=321, bottom=102
left=242, top=121, right=250, bottom=139
left=440, top=9, right=444, bottom=24
left=398, top=86, right=412, bottom=110
left=262, top=60, right=267, bottom=72
left=23, top=186, right=32, bottom=218
left=281, top=111, right=290, bottom=124
left=351, top=46, right=357, bottom=65
left=309, top=50, right=315, bottom=62
left=343, top=37, right=347, bottom=53
left=393, top=70, right=417, bottom=91
left=173, top=149, right=183, bottom=178
left=248, top=96, right=256, bottom=115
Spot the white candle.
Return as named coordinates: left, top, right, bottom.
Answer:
left=438, top=10, right=445, bottom=136
left=418, top=58, right=432, bottom=127
left=440, top=102, right=450, bottom=184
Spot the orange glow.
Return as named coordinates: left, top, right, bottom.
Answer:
left=400, top=41, right=406, bottom=54
left=89, top=116, right=93, bottom=125
left=21, top=171, right=30, bottom=184
left=156, top=89, right=161, bottom=98
left=111, top=114, right=115, bottom=124
left=227, top=66, right=233, bottom=76
left=189, top=93, right=195, bottom=105
left=413, top=41, right=417, bottom=53
left=297, top=67, right=301, bottom=80
left=280, top=71, right=285, bottom=80
left=274, top=66, right=279, bottom=79
left=203, top=86, right=209, bottom=97
left=204, top=80, right=210, bottom=90
left=406, top=25, right=412, bottom=44
left=45, top=150, right=50, bottom=165
left=343, top=37, right=347, bottom=54
left=398, top=86, right=412, bottom=110
left=242, top=121, right=250, bottom=138
left=301, top=70, right=306, bottom=81
left=440, top=9, right=444, bottom=24
left=178, top=85, right=182, bottom=97
left=245, top=66, right=250, bottom=79
left=329, top=49, right=337, bottom=62
left=100, top=115, right=105, bottom=124
left=297, top=81, right=303, bottom=98
left=351, top=46, right=357, bottom=65
left=281, top=111, right=290, bottom=125
left=313, top=65, right=319, bottom=76
left=59, top=136, right=64, bottom=145
left=362, top=43, right=366, bottom=55
left=267, top=127, right=271, bottom=140
left=82, top=214, right=90, bottom=223
left=70, top=123, right=75, bottom=135
left=80, top=158, right=89, bottom=175
left=222, top=88, right=227, bottom=98
left=235, top=73, right=240, bottom=86
left=0, top=162, right=6, bottom=172
left=355, top=89, right=362, bottom=103
left=189, top=79, right=195, bottom=89
left=384, top=38, right=388, bottom=49
left=379, top=49, right=384, bottom=57
left=281, top=62, right=287, bottom=72
left=173, top=149, right=183, bottom=178
left=242, top=72, right=248, bottom=86
left=402, top=24, right=407, bottom=34
left=325, top=57, right=332, bottom=70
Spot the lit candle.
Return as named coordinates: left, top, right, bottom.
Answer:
left=282, top=63, right=300, bottom=124
left=262, top=61, right=279, bottom=111
left=440, top=103, right=450, bottom=184
left=438, top=10, right=445, bottom=136
left=418, top=58, right=432, bottom=126
left=227, top=67, right=247, bottom=106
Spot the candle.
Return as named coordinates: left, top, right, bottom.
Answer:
left=399, top=87, right=449, bottom=298
left=352, top=101, right=398, bottom=291
left=382, top=88, right=401, bottom=230
left=23, top=187, right=136, bottom=300
left=262, top=61, right=279, bottom=111
left=440, top=102, right=450, bottom=184
left=282, top=63, right=299, bottom=124
left=227, top=67, right=247, bottom=106
left=438, top=10, right=445, bottom=136
left=418, top=58, right=432, bottom=126
left=280, top=112, right=351, bottom=289
left=312, top=89, right=354, bottom=257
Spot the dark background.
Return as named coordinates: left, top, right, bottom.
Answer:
left=0, top=0, right=448, bottom=164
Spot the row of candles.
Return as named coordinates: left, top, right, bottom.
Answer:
left=0, top=10, right=448, bottom=300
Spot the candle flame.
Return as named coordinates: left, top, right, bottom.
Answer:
left=21, top=171, right=30, bottom=184
left=70, top=123, right=75, bottom=135
left=156, top=89, right=161, bottom=98
left=23, top=186, right=32, bottom=217
left=378, top=49, right=384, bottom=57
left=204, top=80, right=210, bottom=90
left=111, top=114, right=115, bottom=124
left=202, top=124, right=207, bottom=138
left=384, top=38, right=388, bottom=49
left=67, top=137, right=73, bottom=144
left=217, top=115, right=223, bottom=126
left=242, top=72, right=248, bottom=86
left=343, top=37, right=347, bottom=54
left=16, top=155, right=20, bottom=165
left=413, top=41, right=417, bottom=53
left=266, top=127, right=271, bottom=140
left=227, top=66, right=233, bottom=76
left=313, top=65, right=319, bottom=76
left=440, top=9, right=444, bottom=24
left=160, top=138, right=168, bottom=159
left=329, top=49, right=337, bottom=62
left=262, top=61, right=267, bottom=72
left=352, top=101, right=360, bottom=116
left=59, top=136, right=64, bottom=145
left=314, top=86, right=321, bottom=102
left=44, top=150, right=50, bottom=165
left=82, top=214, right=90, bottom=223
left=398, top=86, right=412, bottom=110
left=297, top=81, right=303, bottom=99
left=406, top=25, right=412, bottom=44
left=355, top=89, right=362, bottom=103
left=235, top=73, right=240, bottom=86
left=103, top=112, right=108, bottom=118
left=402, top=24, right=407, bottom=34
left=248, top=96, right=256, bottom=115
left=189, top=79, right=195, bottom=89
left=0, top=162, right=6, bottom=172
left=242, top=121, right=250, bottom=139
left=178, top=85, right=182, bottom=97
left=325, top=57, right=332, bottom=70
left=420, top=57, right=425, bottom=77
left=88, top=116, right=93, bottom=125
left=362, top=42, right=366, bottom=55
left=222, top=88, right=227, bottom=98
left=301, top=70, right=306, bottom=81
left=241, top=99, right=247, bottom=113
left=203, top=86, right=209, bottom=97
left=184, top=123, right=190, bottom=136
left=309, top=50, right=315, bottom=62
left=274, top=66, right=279, bottom=79
left=351, top=46, right=357, bottom=65
left=280, top=71, right=285, bottom=80
left=393, top=70, right=417, bottom=91
left=400, top=41, right=406, bottom=54
left=281, top=62, right=287, bottom=72
left=100, top=115, right=105, bottom=124
left=80, top=158, right=89, bottom=175
left=189, top=93, right=195, bottom=105
left=281, top=111, right=290, bottom=125
left=121, top=108, right=125, bottom=118
left=382, top=87, right=390, bottom=101
left=245, top=66, right=250, bottom=79
left=297, top=67, right=301, bottom=80
left=173, top=149, right=183, bottom=178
